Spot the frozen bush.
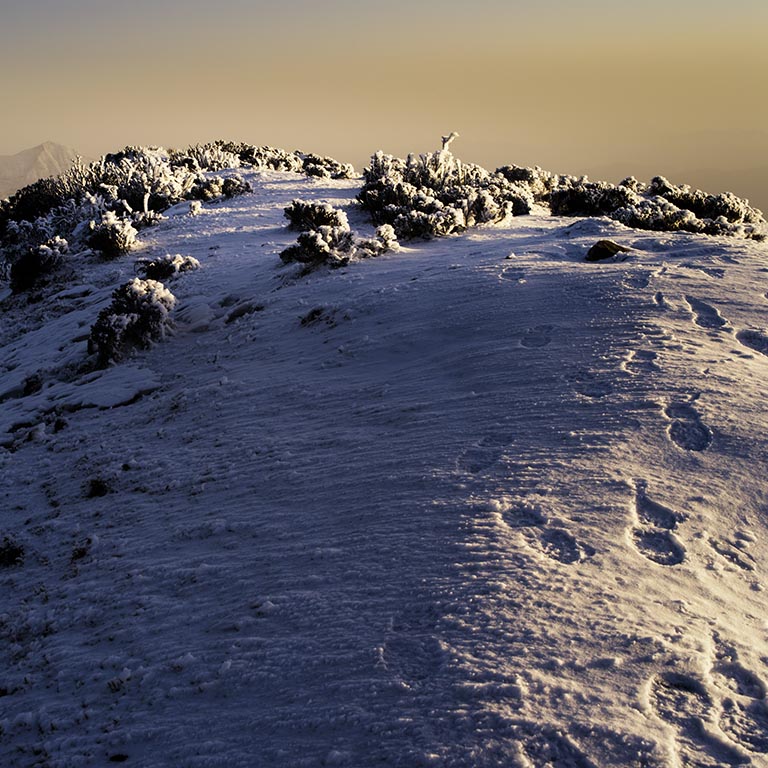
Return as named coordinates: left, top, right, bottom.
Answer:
left=375, top=224, right=398, bottom=250
left=184, top=143, right=242, bottom=172
left=545, top=174, right=765, bottom=238
left=246, top=146, right=304, bottom=173
left=358, top=139, right=534, bottom=241
left=190, top=174, right=251, bottom=202
left=189, top=200, right=203, bottom=216
left=300, top=153, right=355, bottom=179
left=221, top=175, right=252, bottom=198
left=392, top=205, right=467, bottom=239
left=281, top=200, right=399, bottom=271
left=88, top=211, right=138, bottom=259
left=647, top=176, right=764, bottom=225
left=132, top=209, right=164, bottom=230
left=284, top=200, right=350, bottom=231
left=135, top=254, right=200, bottom=281
left=88, top=278, right=176, bottom=366
left=495, top=165, right=578, bottom=203
left=356, top=225, right=401, bottom=257
left=549, top=181, right=639, bottom=217
left=191, top=176, right=225, bottom=202
left=10, top=237, right=69, bottom=293
left=280, top=226, right=356, bottom=268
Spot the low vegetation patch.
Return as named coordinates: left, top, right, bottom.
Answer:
left=88, top=278, right=176, bottom=367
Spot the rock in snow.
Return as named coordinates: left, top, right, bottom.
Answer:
left=1, top=166, right=768, bottom=767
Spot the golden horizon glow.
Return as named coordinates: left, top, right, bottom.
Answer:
left=2, top=1, right=766, bottom=208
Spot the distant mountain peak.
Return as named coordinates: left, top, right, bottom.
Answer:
left=0, top=141, right=86, bottom=199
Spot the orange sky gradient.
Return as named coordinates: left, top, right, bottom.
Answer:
left=2, top=0, right=766, bottom=209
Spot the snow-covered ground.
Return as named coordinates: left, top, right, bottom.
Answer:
left=2, top=168, right=768, bottom=767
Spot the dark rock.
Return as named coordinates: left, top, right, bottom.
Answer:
left=585, top=239, right=631, bottom=262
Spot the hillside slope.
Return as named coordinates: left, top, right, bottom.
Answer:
left=1, top=168, right=768, bottom=767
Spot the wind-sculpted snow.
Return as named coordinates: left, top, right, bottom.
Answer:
left=1, top=164, right=768, bottom=767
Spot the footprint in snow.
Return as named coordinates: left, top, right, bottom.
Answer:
left=570, top=371, right=613, bottom=399
left=711, top=643, right=768, bottom=754
left=458, top=437, right=505, bottom=474
left=714, top=657, right=765, bottom=700
left=685, top=296, right=730, bottom=331
left=622, top=270, right=652, bottom=290
left=500, top=266, right=526, bottom=283
left=735, top=329, right=768, bottom=357
left=622, top=349, right=660, bottom=376
left=520, top=325, right=553, bottom=349
left=631, top=528, right=686, bottom=567
left=502, top=502, right=547, bottom=528
left=634, top=479, right=682, bottom=529
left=649, top=673, right=747, bottom=766
left=720, top=699, right=768, bottom=754
left=517, top=722, right=597, bottom=768
left=681, top=263, right=726, bottom=279
left=537, top=528, right=595, bottom=565
left=664, top=400, right=712, bottom=452
left=629, top=480, right=686, bottom=566
left=381, top=633, right=445, bottom=690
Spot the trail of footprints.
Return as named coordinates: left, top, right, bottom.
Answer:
left=649, top=640, right=768, bottom=764
left=684, top=294, right=768, bottom=361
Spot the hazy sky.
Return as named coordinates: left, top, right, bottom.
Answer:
left=1, top=0, right=766, bottom=203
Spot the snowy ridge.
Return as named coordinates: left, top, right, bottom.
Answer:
left=1, top=168, right=768, bottom=767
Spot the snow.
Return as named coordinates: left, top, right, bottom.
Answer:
left=2, top=167, right=768, bottom=767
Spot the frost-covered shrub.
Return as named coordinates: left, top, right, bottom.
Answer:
left=374, top=224, right=398, bottom=251
left=132, top=209, right=164, bottom=230
left=545, top=174, right=765, bottom=238
left=88, top=278, right=176, bottom=366
left=549, top=181, right=639, bottom=217
left=221, top=175, right=252, bottom=198
left=189, top=200, right=203, bottom=216
left=135, top=253, right=200, bottom=281
left=280, top=226, right=356, bottom=268
left=280, top=202, right=399, bottom=271
left=495, top=165, right=577, bottom=203
left=190, top=176, right=226, bottom=202
left=10, top=237, right=69, bottom=293
left=646, top=176, right=764, bottom=225
left=392, top=205, right=467, bottom=240
left=355, top=224, right=401, bottom=257
left=358, top=141, right=534, bottom=241
left=184, top=143, right=242, bottom=172
left=284, top=199, right=350, bottom=231
left=244, top=146, right=304, bottom=173
left=300, top=153, right=355, bottom=179
left=190, top=174, right=252, bottom=202
left=88, top=211, right=138, bottom=259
